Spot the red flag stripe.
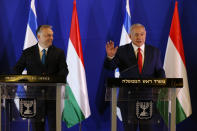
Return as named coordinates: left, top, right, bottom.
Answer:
left=69, top=0, right=85, bottom=66
left=169, top=1, right=186, bottom=66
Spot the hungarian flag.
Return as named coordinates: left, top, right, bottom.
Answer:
left=159, top=1, right=192, bottom=124
left=61, top=0, right=91, bottom=128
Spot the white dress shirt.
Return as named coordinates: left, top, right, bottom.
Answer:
left=38, top=43, right=48, bottom=60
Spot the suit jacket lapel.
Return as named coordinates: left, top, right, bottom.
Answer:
left=45, top=45, right=56, bottom=67
left=142, top=45, right=150, bottom=74
left=35, top=44, right=46, bottom=68
left=128, top=43, right=138, bottom=64
left=45, top=46, right=52, bottom=66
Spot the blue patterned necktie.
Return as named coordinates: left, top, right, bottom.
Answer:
left=41, top=49, right=46, bottom=64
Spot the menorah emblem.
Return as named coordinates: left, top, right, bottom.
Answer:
left=19, top=98, right=36, bottom=118
left=140, top=102, right=149, bottom=116
left=136, top=100, right=153, bottom=120
left=23, top=100, right=33, bottom=114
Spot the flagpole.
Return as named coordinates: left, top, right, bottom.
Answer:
left=79, top=122, right=82, bottom=131
left=0, top=87, right=1, bottom=131
left=63, top=0, right=91, bottom=128
left=28, top=119, right=30, bottom=131
left=22, top=0, right=38, bottom=130
left=164, top=1, right=192, bottom=127
left=170, top=88, right=176, bottom=131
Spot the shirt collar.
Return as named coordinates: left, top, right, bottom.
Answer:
left=132, top=43, right=145, bottom=53
left=38, top=43, right=48, bottom=52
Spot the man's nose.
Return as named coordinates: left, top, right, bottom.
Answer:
left=137, top=36, right=142, bottom=39
left=50, top=36, right=53, bottom=40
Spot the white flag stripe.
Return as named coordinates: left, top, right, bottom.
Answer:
left=31, top=0, right=37, bottom=16
left=126, top=0, right=131, bottom=17
left=24, top=25, right=37, bottom=49
left=119, top=26, right=131, bottom=46
left=164, top=38, right=184, bottom=78
left=67, top=39, right=91, bottom=117
left=61, top=84, right=65, bottom=113
left=164, top=37, right=192, bottom=117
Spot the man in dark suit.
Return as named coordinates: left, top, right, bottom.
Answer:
left=13, top=25, right=68, bottom=131
left=105, top=23, right=165, bottom=131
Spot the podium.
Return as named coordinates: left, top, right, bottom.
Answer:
left=105, top=78, right=183, bottom=131
left=0, top=75, right=67, bottom=131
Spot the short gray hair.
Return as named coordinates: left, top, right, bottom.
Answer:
left=130, top=23, right=146, bottom=35
left=36, top=25, right=52, bottom=35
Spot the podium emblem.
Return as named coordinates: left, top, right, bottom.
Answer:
left=19, top=98, right=36, bottom=118
left=136, top=100, right=153, bottom=120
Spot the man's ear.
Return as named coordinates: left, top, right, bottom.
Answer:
left=37, top=34, right=40, bottom=39
left=129, top=33, right=132, bottom=40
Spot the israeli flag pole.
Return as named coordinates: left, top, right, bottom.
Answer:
left=115, top=0, right=132, bottom=121
left=14, top=0, right=38, bottom=130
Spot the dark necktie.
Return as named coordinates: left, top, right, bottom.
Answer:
left=41, top=49, right=46, bottom=64
left=137, top=48, right=142, bottom=74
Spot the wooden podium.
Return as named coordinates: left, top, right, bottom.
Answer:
left=0, top=75, right=66, bottom=131
left=106, top=78, right=183, bottom=131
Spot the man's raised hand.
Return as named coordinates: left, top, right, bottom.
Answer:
left=106, top=40, right=118, bottom=58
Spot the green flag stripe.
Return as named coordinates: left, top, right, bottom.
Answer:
left=157, top=98, right=187, bottom=127
left=176, top=99, right=186, bottom=123
left=156, top=88, right=169, bottom=126
left=62, top=85, right=85, bottom=128
left=157, top=100, right=169, bottom=126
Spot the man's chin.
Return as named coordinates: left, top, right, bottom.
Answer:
left=136, top=41, right=142, bottom=44
left=134, top=42, right=143, bottom=47
left=47, top=43, right=52, bottom=47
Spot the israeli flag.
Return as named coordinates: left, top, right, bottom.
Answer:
left=119, top=0, right=132, bottom=46
left=15, top=0, right=38, bottom=110
left=115, top=0, right=132, bottom=121
left=23, top=0, right=38, bottom=50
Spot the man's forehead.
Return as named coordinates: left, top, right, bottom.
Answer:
left=135, top=31, right=145, bottom=34
left=133, top=28, right=145, bottom=33
left=134, top=26, right=145, bottom=30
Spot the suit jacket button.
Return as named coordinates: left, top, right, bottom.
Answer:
left=128, top=91, right=131, bottom=94
left=128, top=120, right=131, bottom=124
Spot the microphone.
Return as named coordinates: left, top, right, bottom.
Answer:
left=120, top=64, right=139, bottom=78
